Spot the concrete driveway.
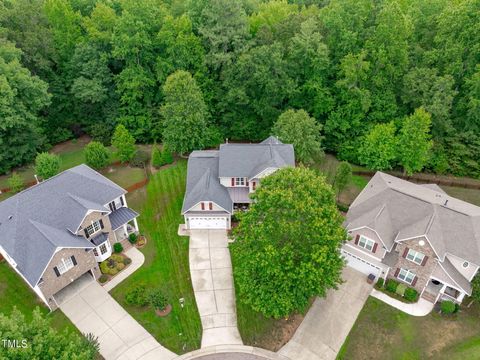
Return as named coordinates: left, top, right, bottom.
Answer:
left=279, top=267, right=372, bottom=360
left=59, top=279, right=176, bottom=360
left=189, top=230, right=242, bottom=348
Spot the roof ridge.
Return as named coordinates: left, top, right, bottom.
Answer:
left=425, top=207, right=437, bottom=234
left=29, top=219, right=61, bottom=248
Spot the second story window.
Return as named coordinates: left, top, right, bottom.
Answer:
left=235, top=177, right=246, bottom=186
left=358, top=235, right=375, bottom=252
left=84, top=220, right=102, bottom=238
left=406, top=249, right=425, bottom=265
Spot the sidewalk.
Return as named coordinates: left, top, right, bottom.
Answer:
left=104, top=247, right=145, bottom=292
left=370, top=289, right=434, bottom=316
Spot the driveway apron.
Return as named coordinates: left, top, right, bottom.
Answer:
left=59, top=280, right=176, bottom=360
left=189, top=230, right=243, bottom=348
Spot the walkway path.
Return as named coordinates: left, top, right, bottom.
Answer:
left=174, top=345, right=290, bottom=360
left=279, top=268, right=372, bottom=360
left=188, top=230, right=243, bottom=348
left=104, top=247, right=145, bottom=291
left=371, top=288, right=434, bottom=316
left=59, top=279, right=176, bottom=360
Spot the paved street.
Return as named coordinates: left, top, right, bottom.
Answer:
left=279, top=267, right=372, bottom=360
left=189, top=230, right=243, bottom=348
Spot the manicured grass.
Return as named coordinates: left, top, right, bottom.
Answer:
left=102, top=166, right=146, bottom=189
left=441, top=185, right=480, bottom=207
left=110, top=161, right=202, bottom=354
left=0, top=262, right=77, bottom=333
left=338, top=297, right=480, bottom=360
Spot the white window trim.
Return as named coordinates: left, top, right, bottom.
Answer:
left=57, top=257, right=74, bottom=275
left=85, top=220, right=101, bottom=237
left=99, top=243, right=108, bottom=255
left=235, top=177, right=246, bottom=186
left=358, top=235, right=375, bottom=252
left=397, top=268, right=416, bottom=284
left=406, top=249, right=425, bottom=265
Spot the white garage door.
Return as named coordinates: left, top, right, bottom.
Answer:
left=342, top=250, right=381, bottom=277
left=188, top=217, right=227, bottom=229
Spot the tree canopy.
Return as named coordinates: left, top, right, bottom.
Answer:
left=231, top=167, right=346, bottom=318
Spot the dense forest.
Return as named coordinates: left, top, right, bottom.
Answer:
left=1, top=0, right=479, bottom=176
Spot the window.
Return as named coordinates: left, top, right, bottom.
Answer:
left=85, top=220, right=101, bottom=237
left=93, top=248, right=99, bottom=256
left=406, top=249, right=425, bottom=265
left=57, top=257, right=74, bottom=275
left=397, top=268, right=416, bottom=284
left=235, top=177, right=246, bottom=186
left=100, top=243, right=108, bottom=255
left=358, top=235, right=375, bottom=252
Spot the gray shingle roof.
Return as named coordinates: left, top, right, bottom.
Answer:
left=347, top=172, right=480, bottom=265
left=91, top=232, right=109, bottom=246
left=109, top=207, right=139, bottom=230
left=182, top=151, right=233, bottom=214
left=0, top=164, right=126, bottom=286
left=218, top=142, right=295, bottom=178
left=432, top=259, right=472, bottom=295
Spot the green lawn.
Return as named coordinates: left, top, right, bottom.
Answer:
left=0, top=261, right=77, bottom=333
left=338, top=297, right=480, bottom=360
left=110, top=161, right=202, bottom=354
left=102, top=166, right=146, bottom=189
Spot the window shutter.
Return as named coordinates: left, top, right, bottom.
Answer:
left=84, top=228, right=90, bottom=238
left=252, top=181, right=256, bottom=190
left=209, top=202, right=213, bottom=210
left=246, top=180, right=249, bottom=186
left=99, top=219, right=104, bottom=229
left=53, top=267, right=60, bottom=277
left=354, top=235, right=360, bottom=245
left=109, top=203, right=114, bottom=212
left=201, top=202, right=205, bottom=210
left=402, top=247, right=409, bottom=258
left=372, top=243, right=378, bottom=253
left=120, top=196, right=124, bottom=206
left=71, top=256, right=77, bottom=266
left=421, top=256, right=428, bottom=266
left=412, top=276, right=418, bottom=286
left=394, top=268, right=400, bottom=277
left=231, top=178, right=235, bottom=186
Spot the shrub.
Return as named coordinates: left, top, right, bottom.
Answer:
left=404, top=287, right=418, bottom=302
left=148, top=289, right=168, bottom=311
left=110, top=254, right=123, bottom=263
left=151, top=145, right=163, bottom=168
left=116, top=262, right=125, bottom=271
left=124, top=257, right=132, bottom=265
left=385, top=279, right=399, bottom=293
left=375, top=278, right=384, bottom=289
left=136, top=236, right=146, bottom=246
left=85, top=141, right=110, bottom=169
left=100, top=260, right=118, bottom=275
left=396, top=283, right=407, bottom=296
left=112, top=124, right=136, bottom=162
left=125, top=284, right=149, bottom=306
left=99, top=274, right=109, bottom=283
left=8, top=173, right=24, bottom=193
left=337, top=203, right=349, bottom=212
left=35, top=152, right=61, bottom=180
left=113, top=243, right=123, bottom=253
left=161, top=145, right=174, bottom=165
left=128, top=233, right=138, bottom=244
left=130, top=150, right=149, bottom=168
left=89, top=122, right=114, bottom=146
left=441, top=300, right=456, bottom=314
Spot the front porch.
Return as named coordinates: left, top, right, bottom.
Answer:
left=421, top=278, right=466, bottom=304
left=109, top=207, right=139, bottom=242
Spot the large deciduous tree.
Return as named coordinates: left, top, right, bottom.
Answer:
left=160, top=70, right=209, bottom=155
left=231, top=167, right=346, bottom=318
left=358, top=122, right=397, bottom=171
left=398, top=108, right=433, bottom=175
left=272, top=109, right=323, bottom=164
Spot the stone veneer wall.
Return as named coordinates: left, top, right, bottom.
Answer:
left=389, top=236, right=437, bottom=293
left=79, top=211, right=116, bottom=247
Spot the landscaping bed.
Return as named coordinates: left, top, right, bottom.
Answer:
left=98, top=253, right=132, bottom=284
left=374, top=278, right=419, bottom=303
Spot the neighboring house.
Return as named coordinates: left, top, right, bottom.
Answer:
left=343, top=172, right=480, bottom=304
left=182, top=136, right=295, bottom=229
left=0, top=165, right=139, bottom=310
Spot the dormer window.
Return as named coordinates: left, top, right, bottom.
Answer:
left=235, top=177, right=246, bottom=186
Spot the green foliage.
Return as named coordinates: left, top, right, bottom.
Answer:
left=385, top=279, right=399, bottom=293
left=125, top=284, right=149, bottom=306
left=440, top=300, right=456, bottom=314
left=396, top=283, right=407, bottom=296
left=128, top=233, right=138, bottom=244
left=471, top=273, right=480, bottom=303
left=35, top=152, right=61, bottom=180
left=375, top=278, right=384, bottom=289
left=0, top=307, right=98, bottom=359
left=272, top=109, right=323, bottom=164
left=151, top=145, right=163, bottom=168
left=99, top=274, right=108, bottom=283
left=112, top=124, right=136, bottom=163
left=161, top=70, right=209, bottom=155
left=404, top=288, right=418, bottom=302
left=147, top=288, right=168, bottom=311
left=398, top=108, right=433, bottom=175
left=130, top=150, right=150, bottom=168
left=231, top=167, right=346, bottom=318
left=334, top=161, right=352, bottom=196
left=113, top=243, right=123, bottom=253
left=358, top=122, right=397, bottom=170
left=7, top=173, right=24, bottom=193
left=84, top=141, right=110, bottom=169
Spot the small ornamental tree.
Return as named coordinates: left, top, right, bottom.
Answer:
left=112, top=124, right=136, bottom=162
left=161, top=145, right=174, bottom=164
left=231, top=167, right=346, bottom=318
left=398, top=108, right=433, bottom=175
left=151, top=144, right=163, bottom=168
left=358, top=122, right=397, bottom=170
left=8, top=173, right=24, bottom=193
left=0, top=307, right=99, bottom=359
left=85, top=141, right=110, bottom=169
left=333, top=161, right=352, bottom=198
left=35, top=152, right=61, bottom=180
left=272, top=109, right=323, bottom=164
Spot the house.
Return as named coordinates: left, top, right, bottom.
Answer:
left=181, top=136, right=295, bottom=229
left=343, top=172, right=480, bottom=304
left=0, top=164, right=139, bottom=310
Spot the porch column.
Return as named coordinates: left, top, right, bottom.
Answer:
left=133, top=217, right=139, bottom=232
left=123, top=224, right=128, bottom=239
left=458, top=292, right=466, bottom=303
